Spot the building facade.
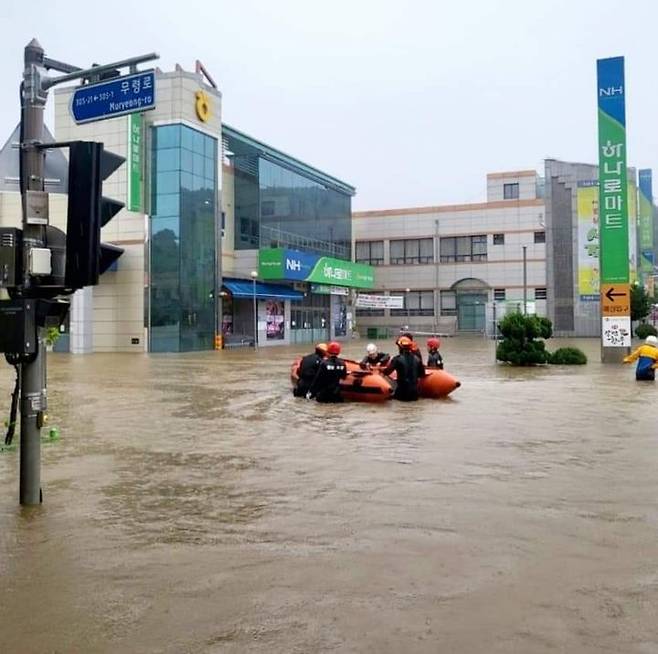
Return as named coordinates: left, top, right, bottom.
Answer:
left=1, top=64, right=366, bottom=353
left=220, top=125, right=362, bottom=348
left=544, top=159, right=647, bottom=337
left=352, top=171, right=548, bottom=336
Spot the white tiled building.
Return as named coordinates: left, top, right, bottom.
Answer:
left=352, top=170, right=547, bottom=335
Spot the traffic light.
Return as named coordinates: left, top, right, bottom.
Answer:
left=65, top=141, right=125, bottom=290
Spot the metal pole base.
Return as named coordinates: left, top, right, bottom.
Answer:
left=19, top=335, right=45, bottom=505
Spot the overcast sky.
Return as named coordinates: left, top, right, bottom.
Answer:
left=1, top=0, right=657, bottom=210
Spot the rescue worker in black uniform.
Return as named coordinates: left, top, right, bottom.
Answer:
left=293, top=342, right=327, bottom=397
left=396, top=332, right=423, bottom=362
left=359, top=343, right=390, bottom=370
left=426, top=337, right=444, bottom=369
left=382, top=336, right=426, bottom=401
left=307, top=341, right=347, bottom=403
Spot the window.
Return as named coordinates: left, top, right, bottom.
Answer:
left=228, top=128, right=353, bottom=258
left=355, top=240, right=385, bottom=266
left=440, top=235, right=487, bottom=262
left=150, top=125, right=217, bottom=353
left=494, top=288, right=506, bottom=301
left=389, top=238, right=433, bottom=265
left=391, top=290, right=434, bottom=316
left=504, top=183, right=519, bottom=199
left=535, top=287, right=547, bottom=300
left=534, top=231, right=546, bottom=244
left=355, top=291, right=385, bottom=317
left=493, top=233, right=505, bottom=245
left=440, top=290, right=457, bottom=316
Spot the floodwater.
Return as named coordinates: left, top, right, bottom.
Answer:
left=1, top=337, right=658, bottom=653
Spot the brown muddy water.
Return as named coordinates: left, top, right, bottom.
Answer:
left=1, top=337, right=657, bottom=653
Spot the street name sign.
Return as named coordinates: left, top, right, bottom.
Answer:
left=71, top=70, right=155, bottom=124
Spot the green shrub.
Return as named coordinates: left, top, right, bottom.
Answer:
left=635, top=323, right=658, bottom=339
left=536, top=316, right=553, bottom=340
left=496, top=313, right=552, bottom=366
left=549, top=347, right=587, bottom=365
left=46, top=327, right=61, bottom=347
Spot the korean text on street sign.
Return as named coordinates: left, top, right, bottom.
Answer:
left=601, top=316, right=631, bottom=347
left=71, top=70, right=156, bottom=125
left=597, top=57, right=629, bottom=285
left=600, top=283, right=630, bottom=316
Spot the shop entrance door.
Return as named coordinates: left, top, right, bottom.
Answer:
left=457, top=293, right=487, bottom=332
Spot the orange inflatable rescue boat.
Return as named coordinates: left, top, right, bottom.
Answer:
left=290, top=358, right=393, bottom=403
left=290, top=358, right=461, bottom=402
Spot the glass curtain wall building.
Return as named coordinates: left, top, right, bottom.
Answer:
left=223, top=126, right=355, bottom=346
left=225, top=128, right=352, bottom=259
left=150, top=124, right=218, bottom=352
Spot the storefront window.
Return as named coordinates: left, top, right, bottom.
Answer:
left=265, top=300, right=285, bottom=340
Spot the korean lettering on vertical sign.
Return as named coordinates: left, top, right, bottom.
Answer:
left=127, top=113, right=142, bottom=212
left=597, top=56, right=629, bottom=285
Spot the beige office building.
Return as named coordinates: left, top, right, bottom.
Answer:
left=352, top=170, right=547, bottom=335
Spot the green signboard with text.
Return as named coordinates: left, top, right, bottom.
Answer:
left=259, top=248, right=375, bottom=289
left=597, top=56, right=629, bottom=285
left=127, top=113, right=143, bottom=211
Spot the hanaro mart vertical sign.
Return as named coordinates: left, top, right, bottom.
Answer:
left=597, top=56, right=631, bottom=350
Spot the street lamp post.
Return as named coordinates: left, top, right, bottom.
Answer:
left=522, top=246, right=528, bottom=315
left=251, top=270, right=258, bottom=349
left=434, top=219, right=439, bottom=336
left=405, top=287, right=411, bottom=329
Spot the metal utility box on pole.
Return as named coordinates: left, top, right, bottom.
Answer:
left=597, top=56, right=631, bottom=362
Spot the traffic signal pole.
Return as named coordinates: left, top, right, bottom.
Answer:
left=9, top=40, right=159, bottom=505
left=19, top=39, right=48, bottom=505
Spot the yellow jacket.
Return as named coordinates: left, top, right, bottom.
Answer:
left=623, top=344, right=658, bottom=369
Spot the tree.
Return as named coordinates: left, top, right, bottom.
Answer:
left=630, top=283, right=651, bottom=321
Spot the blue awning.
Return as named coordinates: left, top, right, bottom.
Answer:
left=223, top=278, right=304, bottom=301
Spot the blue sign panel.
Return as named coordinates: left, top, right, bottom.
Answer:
left=280, top=249, right=320, bottom=281
left=71, top=70, right=156, bottom=124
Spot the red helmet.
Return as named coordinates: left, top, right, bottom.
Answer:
left=427, top=337, right=441, bottom=349
left=398, top=336, right=412, bottom=349
left=327, top=341, right=341, bottom=355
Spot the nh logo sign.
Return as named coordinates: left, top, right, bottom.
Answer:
left=599, top=86, right=623, bottom=97
left=285, top=257, right=301, bottom=272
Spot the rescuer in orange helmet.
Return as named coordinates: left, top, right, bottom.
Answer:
left=426, top=337, right=444, bottom=369
left=382, top=336, right=426, bottom=401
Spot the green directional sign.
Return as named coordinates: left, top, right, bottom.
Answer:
left=597, top=56, right=629, bottom=285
